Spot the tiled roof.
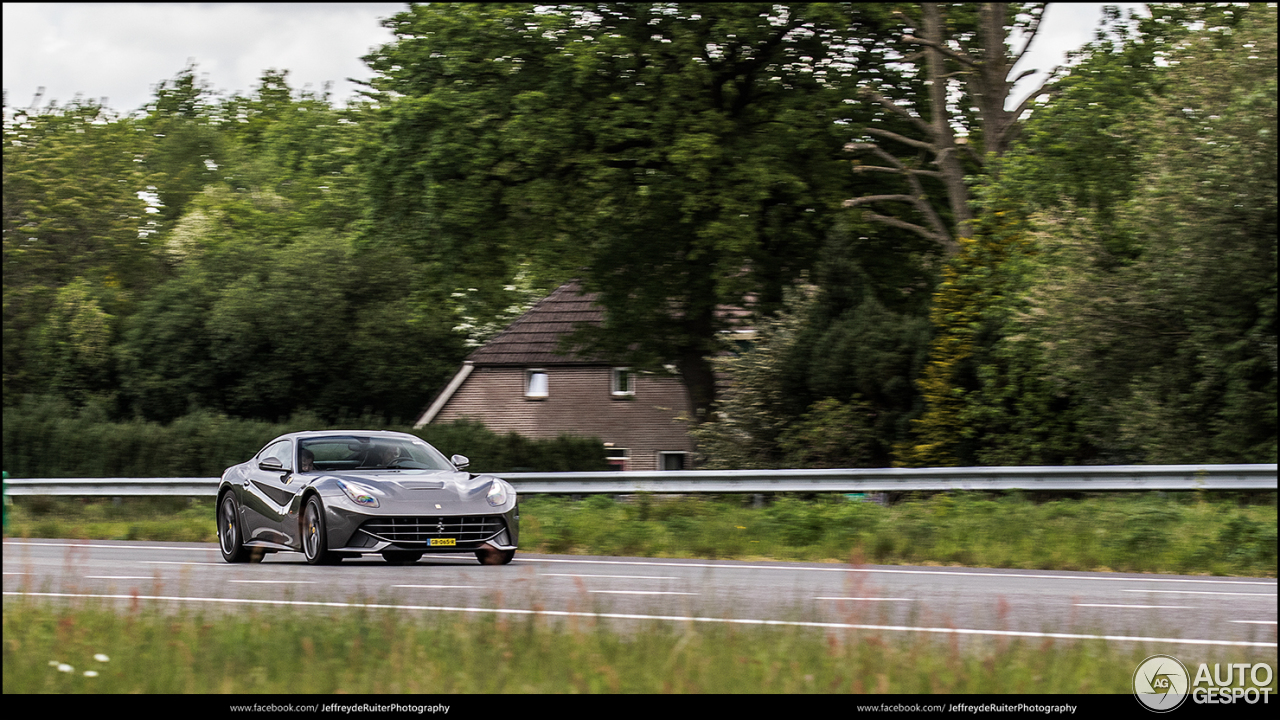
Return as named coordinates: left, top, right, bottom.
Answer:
left=467, top=282, right=607, bottom=366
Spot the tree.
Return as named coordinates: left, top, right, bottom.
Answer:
left=360, top=3, right=879, bottom=421
left=1022, top=5, right=1277, bottom=463
left=899, top=3, right=1276, bottom=465
left=843, top=2, right=1059, bottom=251
left=121, top=72, right=466, bottom=423
left=3, top=97, right=155, bottom=399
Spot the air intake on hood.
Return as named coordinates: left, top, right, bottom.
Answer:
left=398, top=481, right=446, bottom=490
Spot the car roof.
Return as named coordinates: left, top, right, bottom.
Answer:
left=279, top=430, right=424, bottom=441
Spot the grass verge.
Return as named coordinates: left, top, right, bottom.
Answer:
left=4, top=491, right=1276, bottom=577
left=7, top=595, right=1275, bottom=694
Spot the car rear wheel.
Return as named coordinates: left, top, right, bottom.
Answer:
left=381, top=551, right=423, bottom=565
left=218, top=493, right=250, bottom=563
left=302, top=495, right=337, bottom=565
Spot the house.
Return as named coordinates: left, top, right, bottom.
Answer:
left=414, top=282, right=695, bottom=471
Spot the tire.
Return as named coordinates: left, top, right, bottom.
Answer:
left=302, top=495, right=336, bottom=565
left=382, top=551, right=423, bottom=565
left=475, top=546, right=515, bottom=565
left=218, top=492, right=250, bottom=563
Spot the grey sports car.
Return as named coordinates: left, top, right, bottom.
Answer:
left=216, top=430, right=518, bottom=565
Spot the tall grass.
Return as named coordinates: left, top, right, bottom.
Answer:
left=9, top=595, right=1273, bottom=694
left=6, top=491, right=1276, bottom=577
left=518, top=492, right=1277, bottom=576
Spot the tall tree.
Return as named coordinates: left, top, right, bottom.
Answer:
left=899, top=3, right=1276, bottom=465
left=122, top=72, right=466, bottom=423
left=1022, top=5, right=1277, bottom=463
left=360, top=3, right=879, bottom=421
left=3, top=98, right=155, bottom=400
left=844, top=2, right=1057, bottom=251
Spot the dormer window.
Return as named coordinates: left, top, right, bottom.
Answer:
left=526, top=369, right=549, bottom=399
left=611, top=368, right=634, bottom=397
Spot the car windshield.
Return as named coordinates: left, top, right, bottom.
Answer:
left=297, top=436, right=455, bottom=472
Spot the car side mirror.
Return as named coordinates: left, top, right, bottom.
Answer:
left=258, top=459, right=286, bottom=472
left=451, top=454, right=470, bottom=470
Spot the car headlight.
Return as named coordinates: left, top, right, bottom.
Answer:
left=338, top=479, right=380, bottom=507
left=486, top=480, right=513, bottom=507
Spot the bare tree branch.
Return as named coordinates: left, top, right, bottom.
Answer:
left=1011, top=3, right=1049, bottom=68
left=859, top=211, right=958, bottom=254
left=901, top=34, right=978, bottom=68
left=843, top=194, right=928, bottom=207
left=1002, top=68, right=1062, bottom=144
left=1009, top=67, right=1038, bottom=85
left=859, top=87, right=934, bottom=136
left=866, top=126, right=936, bottom=152
left=852, top=165, right=945, bottom=179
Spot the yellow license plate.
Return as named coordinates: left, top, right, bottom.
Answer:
left=430, top=538, right=456, bottom=546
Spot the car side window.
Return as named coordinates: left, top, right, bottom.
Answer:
left=259, top=439, right=293, bottom=471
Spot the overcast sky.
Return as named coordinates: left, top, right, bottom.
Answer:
left=3, top=3, right=1143, bottom=117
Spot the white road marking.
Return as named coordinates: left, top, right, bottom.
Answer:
left=143, top=561, right=227, bottom=566
left=816, top=597, right=915, bottom=602
left=392, top=585, right=477, bottom=589
left=1232, top=620, right=1278, bottom=625
left=543, top=573, right=678, bottom=580
left=1074, top=603, right=1193, bottom=609
left=7, top=541, right=212, bottom=552
left=518, top=557, right=1277, bottom=586
left=7, top=591, right=1275, bottom=649
left=589, top=590, right=699, bottom=596
left=6, top=542, right=1274, bottom=587
left=228, top=580, right=315, bottom=585
left=1120, top=589, right=1277, bottom=597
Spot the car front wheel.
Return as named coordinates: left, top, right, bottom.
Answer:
left=476, top=546, right=515, bottom=565
left=219, top=492, right=250, bottom=563
left=302, top=495, right=337, bottom=565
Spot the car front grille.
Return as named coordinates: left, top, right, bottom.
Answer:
left=358, top=515, right=504, bottom=545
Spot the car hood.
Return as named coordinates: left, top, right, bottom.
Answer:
left=311, top=469, right=504, bottom=506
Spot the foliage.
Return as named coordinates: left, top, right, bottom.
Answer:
left=690, top=286, right=816, bottom=469
left=13, top=596, right=1254, bottom=694
left=8, top=491, right=1274, bottom=578
left=5, top=66, right=468, bottom=424
left=1, top=398, right=606, bottom=478
left=3, top=5, right=1275, bottom=467
left=3, top=99, right=157, bottom=401
left=1011, top=5, right=1277, bottom=464
left=360, top=3, right=880, bottom=420
left=899, top=3, right=1277, bottom=466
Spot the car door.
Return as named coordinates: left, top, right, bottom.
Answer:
left=240, top=438, right=306, bottom=547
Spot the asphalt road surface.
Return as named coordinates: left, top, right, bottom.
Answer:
left=4, top=539, right=1276, bottom=652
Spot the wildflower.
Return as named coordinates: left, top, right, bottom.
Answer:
left=83, top=671, right=99, bottom=677
left=57, top=663, right=74, bottom=673
left=48, top=660, right=60, bottom=667
left=94, top=654, right=110, bottom=662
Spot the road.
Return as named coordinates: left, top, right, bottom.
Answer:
left=4, top=538, right=1276, bottom=652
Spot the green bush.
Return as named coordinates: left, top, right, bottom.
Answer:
left=2, top=397, right=606, bottom=477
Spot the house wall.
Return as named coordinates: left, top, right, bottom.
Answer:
left=432, top=366, right=694, bottom=471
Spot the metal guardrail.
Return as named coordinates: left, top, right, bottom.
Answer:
left=3, top=465, right=1276, bottom=496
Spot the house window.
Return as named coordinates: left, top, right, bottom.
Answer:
left=525, top=369, right=548, bottom=399
left=606, top=447, right=629, bottom=471
left=611, top=368, right=634, bottom=397
left=658, top=451, right=686, bottom=471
